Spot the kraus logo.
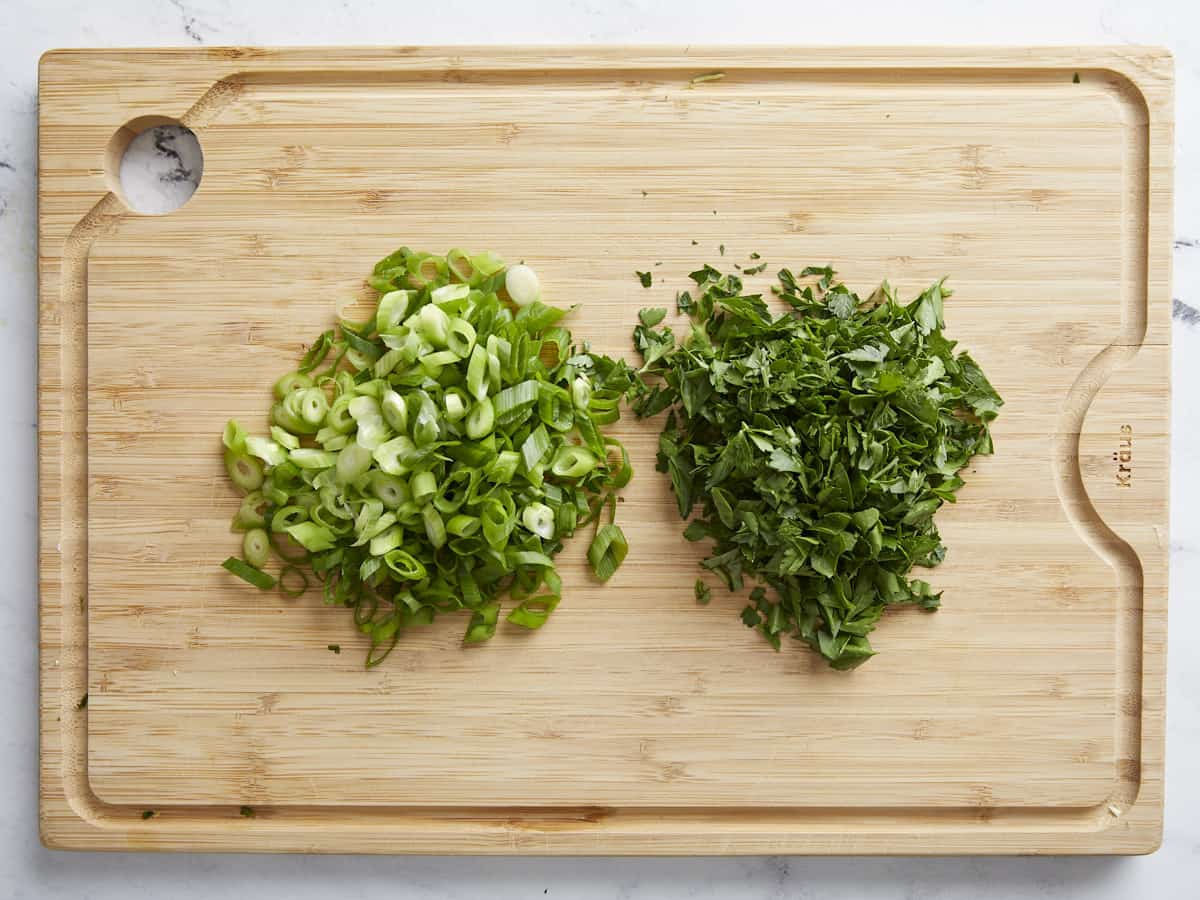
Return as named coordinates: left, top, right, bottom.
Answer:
left=1113, top=425, right=1133, bottom=488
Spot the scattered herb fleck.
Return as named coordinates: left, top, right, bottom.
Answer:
left=327, top=644, right=341, bottom=654
left=1072, top=72, right=1081, bottom=83
left=637, top=271, right=653, bottom=288
left=691, top=240, right=699, bottom=246
left=719, top=244, right=725, bottom=256
left=641, top=189, right=648, bottom=197
left=690, top=71, right=726, bottom=85
left=142, top=810, right=156, bottom=820
left=76, top=694, right=88, bottom=710
left=750, top=252, right=761, bottom=260
left=240, top=805, right=256, bottom=818
left=743, top=262, right=769, bottom=275
left=695, top=579, right=712, bottom=605
left=630, top=264, right=1002, bottom=669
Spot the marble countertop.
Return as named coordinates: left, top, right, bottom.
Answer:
left=3, top=0, right=1197, bottom=896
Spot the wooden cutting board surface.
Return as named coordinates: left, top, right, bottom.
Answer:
left=38, top=47, right=1171, bottom=854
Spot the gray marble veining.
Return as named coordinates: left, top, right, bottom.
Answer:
left=118, top=124, right=203, bottom=214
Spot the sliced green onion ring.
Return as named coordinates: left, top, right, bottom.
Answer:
left=446, top=317, right=477, bottom=358
left=297, top=332, right=334, bottom=374
left=463, top=601, right=500, bottom=643
left=224, top=450, right=264, bottom=493
left=274, top=372, right=314, bottom=401
left=410, top=470, right=438, bottom=506
left=278, top=565, right=309, bottom=598
left=506, top=594, right=560, bottom=629
left=447, top=247, right=476, bottom=283
left=522, top=502, right=555, bottom=540
left=465, top=396, right=495, bottom=440
left=271, top=530, right=309, bottom=562
left=588, top=524, right=629, bottom=582
left=551, top=445, right=598, bottom=479
left=271, top=426, right=300, bottom=450
left=605, top=439, right=633, bottom=489
left=232, top=490, right=268, bottom=531
left=493, top=379, right=539, bottom=425
left=243, top=528, right=271, bottom=568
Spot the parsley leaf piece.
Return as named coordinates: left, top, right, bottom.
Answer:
left=637, top=271, right=653, bottom=288
left=639, top=307, right=668, bottom=328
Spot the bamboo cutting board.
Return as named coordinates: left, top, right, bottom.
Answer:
left=38, top=47, right=1171, bottom=854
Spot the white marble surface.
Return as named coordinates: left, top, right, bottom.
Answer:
left=2, top=0, right=1198, bottom=896
left=116, top=124, right=204, bottom=214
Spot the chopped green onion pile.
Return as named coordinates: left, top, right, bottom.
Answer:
left=220, top=247, right=636, bottom=666
left=632, top=263, right=1002, bottom=669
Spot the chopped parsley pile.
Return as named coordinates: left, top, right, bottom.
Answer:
left=220, top=247, right=636, bottom=666
left=632, top=264, right=1001, bottom=669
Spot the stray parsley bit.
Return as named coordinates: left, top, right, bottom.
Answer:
left=240, top=805, right=256, bottom=818
left=743, top=262, right=768, bottom=275
left=690, top=71, right=726, bottom=85
left=691, top=240, right=699, bottom=246
left=1072, top=72, right=1081, bottom=83
left=327, top=644, right=341, bottom=654
left=636, top=271, right=653, bottom=288
left=750, top=252, right=761, bottom=260
left=694, top=579, right=711, bottom=605
left=76, top=693, right=88, bottom=710
left=719, top=244, right=725, bottom=256
left=141, top=810, right=156, bottom=820
left=638, top=307, right=668, bottom=328
left=631, top=264, right=1001, bottom=669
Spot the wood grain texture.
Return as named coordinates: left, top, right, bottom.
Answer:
left=38, top=46, right=1171, bottom=854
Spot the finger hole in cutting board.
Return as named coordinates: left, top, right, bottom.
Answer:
left=104, top=115, right=204, bottom=215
